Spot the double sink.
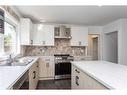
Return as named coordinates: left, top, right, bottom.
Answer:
left=0, top=57, right=34, bottom=66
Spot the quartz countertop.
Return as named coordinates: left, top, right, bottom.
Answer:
left=71, top=61, right=127, bottom=89
left=0, top=56, right=39, bottom=90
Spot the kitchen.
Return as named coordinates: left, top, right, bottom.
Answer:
left=0, top=5, right=127, bottom=90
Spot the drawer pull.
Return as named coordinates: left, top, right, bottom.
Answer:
left=75, top=69, right=80, bottom=73
left=75, top=76, right=79, bottom=86
left=33, top=71, right=36, bottom=79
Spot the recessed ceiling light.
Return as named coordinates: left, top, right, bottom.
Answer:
left=38, top=24, right=44, bottom=30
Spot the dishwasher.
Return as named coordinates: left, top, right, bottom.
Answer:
left=13, top=70, right=29, bottom=89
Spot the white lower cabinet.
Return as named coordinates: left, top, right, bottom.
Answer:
left=71, top=65, right=108, bottom=89
left=29, top=61, right=39, bottom=89
left=39, top=56, right=54, bottom=80
left=71, top=65, right=84, bottom=89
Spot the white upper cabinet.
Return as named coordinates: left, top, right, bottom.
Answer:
left=32, top=24, right=43, bottom=45
left=70, top=26, right=88, bottom=46
left=43, top=25, right=54, bottom=46
left=20, top=18, right=33, bottom=45
left=33, top=24, right=54, bottom=46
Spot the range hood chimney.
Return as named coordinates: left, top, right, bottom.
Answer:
left=60, top=25, right=66, bottom=36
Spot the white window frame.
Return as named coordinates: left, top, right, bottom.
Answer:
left=0, top=11, right=20, bottom=58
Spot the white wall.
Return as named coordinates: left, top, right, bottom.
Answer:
left=102, top=19, right=127, bottom=65
left=104, top=31, right=118, bottom=63
left=119, top=19, right=127, bottom=65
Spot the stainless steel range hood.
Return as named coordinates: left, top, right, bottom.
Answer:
left=54, top=25, right=71, bottom=39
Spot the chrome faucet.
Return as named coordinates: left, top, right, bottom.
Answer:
left=6, top=54, right=13, bottom=64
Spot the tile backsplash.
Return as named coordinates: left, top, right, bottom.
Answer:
left=22, top=39, right=86, bottom=56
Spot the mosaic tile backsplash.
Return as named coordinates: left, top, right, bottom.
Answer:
left=22, top=39, right=86, bottom=56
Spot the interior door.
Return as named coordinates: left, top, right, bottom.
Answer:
left=105, top=31, right=118, bottom=63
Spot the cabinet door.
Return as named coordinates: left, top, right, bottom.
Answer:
left=29, top=63, right=36, bottom=89
left=82, top=72, right=93, bottom=89
left=33, top=24, right=54, bottom=46
left=39, top=57, right=54, bottom=78
left=43, top=25, right=54, bottom=46
left=30, top=20, right=33, bottom=45
left=81, top=69, right=107, bottom=89
left=71, top=26, right=88, bottom=46
left=71, top=65, right=78, bottom=89
left=46, top=61, right=54, bottom=77
left=91, top=76, right=107, bottom=89
left=79, top=27, right=88, bottom=46
left=33, top=24, right=44, bottom=45
left=35, top=62, right=39, bottom=88
left=20, top=18, right=32, bottom=45
left=29, top=61, right=39, bottom=89
left=39, top=58, right=47, bottom=78
left=71, top=27, right=80, bottom=46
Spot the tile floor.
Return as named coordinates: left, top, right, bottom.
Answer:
left=36, top=79, right=71, bottom=89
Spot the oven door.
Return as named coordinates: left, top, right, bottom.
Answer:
left=55, top=62, right=71, bottom=79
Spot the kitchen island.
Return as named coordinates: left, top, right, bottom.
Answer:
left=71, top=61, right=127, bottom=90
left=0, top=56, right=39, bottom=90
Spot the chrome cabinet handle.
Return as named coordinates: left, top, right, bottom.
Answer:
left=79, top=41, right=81, bottom=46
left=75, top=76, right=79, bottom=86
left=75, top=69, right=80, bottom=73
left=31, top=40, right=33, bottom=45
left=42, top=41, right=45, bottom=45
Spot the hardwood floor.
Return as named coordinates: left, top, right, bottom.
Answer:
left=36, top=79, right=71, bottom=89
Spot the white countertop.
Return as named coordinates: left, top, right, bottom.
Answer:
left=0, top=56, right=39, bottom=90
left=71, top=61, right=127, bottom=90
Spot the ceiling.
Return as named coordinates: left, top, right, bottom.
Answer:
left=15, top=6, right=127, bottom=26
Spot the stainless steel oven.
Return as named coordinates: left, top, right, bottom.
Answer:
left=54, top=54, right=73, bottom=79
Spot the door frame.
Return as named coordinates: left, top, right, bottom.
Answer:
left=88, top=34, right=100, bottom=60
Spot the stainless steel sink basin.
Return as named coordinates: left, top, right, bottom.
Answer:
left=0, top=58, right=34, bottom=66
left=12, top=59, right=34, bottom=66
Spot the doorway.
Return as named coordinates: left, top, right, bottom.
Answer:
left=105, top=31, right=118, bottom=63
left=88, top=34, right=99, bottom=60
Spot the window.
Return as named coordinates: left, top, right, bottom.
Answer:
left=4, top=21, right=17, bottom=55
